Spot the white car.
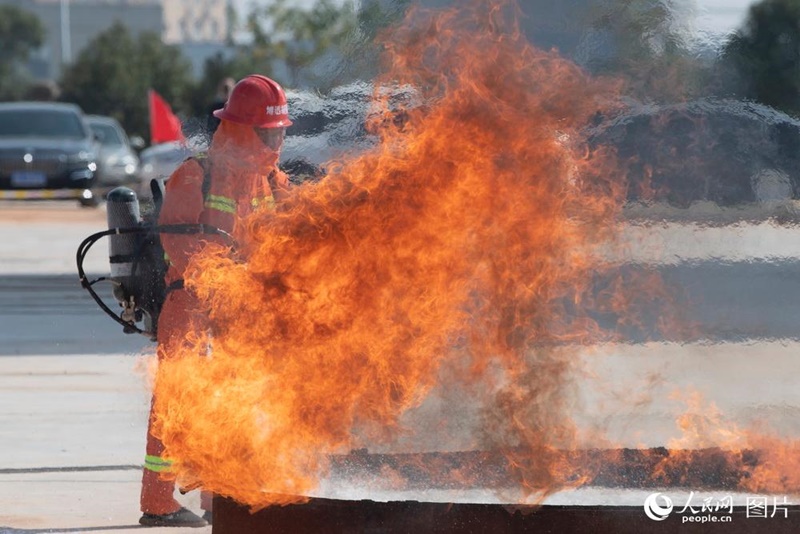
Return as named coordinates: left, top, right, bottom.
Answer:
left=136, top=141, right=203, bottom=200
left=86, top=115, right=141, bottom=191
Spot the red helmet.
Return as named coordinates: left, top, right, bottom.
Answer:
left=213, top=75, right=292, bottom=128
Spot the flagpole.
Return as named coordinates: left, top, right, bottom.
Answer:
left=60, top=0, right=71, bottom=65
left=148, top=89, right=155, bottom=145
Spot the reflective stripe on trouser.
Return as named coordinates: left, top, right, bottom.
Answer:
left=140, top=290, right=192, bottom=515
left=141, top=288, right=214, bottom=515
left=140, top=396, right=181, bottom=515
left=144, top=454, right=172, bottom=473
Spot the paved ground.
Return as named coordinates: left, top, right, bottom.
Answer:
left=0, top=355, right=210, bottom=534
left=0, top=202, right=210, bottom=533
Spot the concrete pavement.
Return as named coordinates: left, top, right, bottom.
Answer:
left=0, top=203, right=211, bottom=533
left=0, top=355, right=212, bottom=533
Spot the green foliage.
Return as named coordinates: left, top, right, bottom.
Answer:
left=186, top=51, right=264, bottom=119
left=0, top=5, right=45, bottom=100
left=186, top=0, right=392, bottom=114
left=59, top=22, right=193, bottom=142
left=581, top=0, right=709, bottom=102
left=236, top=0, right=410, bottom=90
left=720, top=0, right=800, bottom=116
left=330, top=0, right=411, bottom=86
left=266, top=0, right=358, bottom=86
left=585, top=0, right=694, bottom=66
left=0, top=0, right=411, bottom=139
left=186, top=53, right=233, bottom=119
left=185, top=0, right=412, bottom=117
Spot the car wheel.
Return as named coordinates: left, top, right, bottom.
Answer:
left=79, top=195, right=101, bottom=208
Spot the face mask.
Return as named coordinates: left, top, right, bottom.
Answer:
left=255, top=127, right=286, bottom=152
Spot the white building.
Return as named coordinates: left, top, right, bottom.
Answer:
left=162, top=0, right=228, bottom=44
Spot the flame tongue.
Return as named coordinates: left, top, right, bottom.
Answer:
left=152, top=0, right=626, bottom=508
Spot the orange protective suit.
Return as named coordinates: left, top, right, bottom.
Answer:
left=140, top=119, right=289, bottom=516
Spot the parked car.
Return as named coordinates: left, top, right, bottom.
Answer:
left=0, top=102, right=99, bottom=207
left=585, top=98, right=800, bottom=207
left=136, top=140, right=201, bottom=200
left=85, top=115, right=140, bottom=193
left=280, top=81, right=418, bottom=176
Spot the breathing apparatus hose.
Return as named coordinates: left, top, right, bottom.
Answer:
left=76, top=224, right=233, bottom=339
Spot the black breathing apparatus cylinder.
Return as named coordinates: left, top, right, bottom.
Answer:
left=107, top=187, right=141, bottom=309
left=105, top=186, right=166, bottom=339
left=76, top=168, right=231, bottom=342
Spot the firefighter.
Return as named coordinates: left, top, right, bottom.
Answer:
left=139, top=74, right=292, bottom=527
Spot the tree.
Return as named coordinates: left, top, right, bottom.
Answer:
left=720, top=0, right=800, bottom=116
left=329, top=0, right=411, bottom=86
left=59, top=22, right=193, bottom=141
left=238, top=0, right=361, bottom=88
left=0, top=5, right=45, bottom=100
left=580, top=0, right=709, bottom=102
left=266, top=0, right=359, bottom=86
left=189, top=0, right=410, bottom=105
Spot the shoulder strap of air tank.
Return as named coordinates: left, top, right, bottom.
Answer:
left=190, top=151, right=212, bottom=199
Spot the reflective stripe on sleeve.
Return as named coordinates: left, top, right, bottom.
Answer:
left=251, top=195, right=275, bottom=210
left=204, top=194, right=237, bottom=214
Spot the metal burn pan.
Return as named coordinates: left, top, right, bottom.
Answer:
left=211, top=448, right=800, bottom=533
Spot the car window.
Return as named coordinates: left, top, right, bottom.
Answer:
left=0, top=109, right=87, bottom=139
left=90, top=122, right=124, bottom=147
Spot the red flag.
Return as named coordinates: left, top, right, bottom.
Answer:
left=148, top=89, right=185, bottom=144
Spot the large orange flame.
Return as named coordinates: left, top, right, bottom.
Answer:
left=151, top=0, right=638, bottom=508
